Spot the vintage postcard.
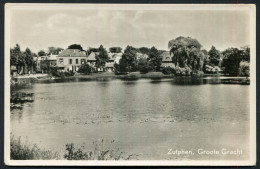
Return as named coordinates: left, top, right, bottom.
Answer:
left=4, top=3, right=256, bottom=166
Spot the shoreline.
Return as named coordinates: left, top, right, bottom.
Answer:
left=10, top=72, right=250, bottom=86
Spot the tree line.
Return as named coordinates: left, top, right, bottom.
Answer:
left=10, top=44, right=65, bottom=74
left=78, top=45, right=164, bottom=74
left=10, top=36, right=250, bottom=77
left=82, top=36, right=250, bottom=76
left=10, top=44, right=37, bottom=74
left=168, top=36, right=250, bottom=76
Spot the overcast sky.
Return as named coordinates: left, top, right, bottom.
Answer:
left=10, top=8, right=250, bottom=53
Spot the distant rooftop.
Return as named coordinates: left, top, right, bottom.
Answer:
left=87, top=52, right=98, bottom=61
left=108, top=52, right=123, bottom=61
left=58, top=49, right=86, bottom=57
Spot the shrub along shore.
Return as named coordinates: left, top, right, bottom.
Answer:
left=10, top=134, right=136, bottom=160
left=10, top=71, right=250, bottom=87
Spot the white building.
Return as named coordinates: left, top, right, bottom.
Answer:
left=56, top=49, right=87, bottom=72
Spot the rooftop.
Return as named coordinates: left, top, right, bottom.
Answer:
left=58, top=49, right=87, bottom=57
left=87, top=52, right=98, bottom=61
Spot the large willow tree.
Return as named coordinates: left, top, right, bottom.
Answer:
left=168, top=36, right=206, bottom=72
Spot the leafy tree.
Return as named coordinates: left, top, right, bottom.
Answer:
left=221, top=48, right=240, bottom=76
left=109, top=47, right=122, bottom=53
left=200, top=51, right=207, bottom=70
left=114, top=62, right=127, bottom=74
left=68, top=44, right=83, bottom=51
left=208, top=46, right=221, bottom=66
left=168, top=36, right=202, bottom=50
left=86, top=47, right=98, bottom=55
left=24, top=48, right=34, bottom=73
left=48, top=47, right=63, bottom=55
left=40, top=60, right=50, bottom=73
left=148, top=46, right=161, bottom=71
left=162, top=67, right=175, bottom=75
left=38, top=50, right=46, bottom=56
left=17, top=52, right=26, bottom=73
left=239, top=46, right=250, bottom=62
left=239, top=61, right=250, bottom=77
left=10, top=45, right=39, bottom=74
left=139, top=47, right=150, bottom=55
left=168, top=36, right=202, bottom=72
left=138, top=58, right=151, bottom=74
left=118, top=46, right=139, bottom=73
left=78, top=63, right=92, bottom=74
left=10, top=44, right=21, bottom=67
left=95, top=45, right=109, bottom=70
left=201, top=49, right=208, bottom=56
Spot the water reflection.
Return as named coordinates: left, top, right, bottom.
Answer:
left=10, top=92, right=35, bottom=112
left=171, top=77, right=208, bottom=85
left=10, top=77, right=250, bottom=160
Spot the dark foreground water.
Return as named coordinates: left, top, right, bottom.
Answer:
left=11, top=77, right=250, bottom=160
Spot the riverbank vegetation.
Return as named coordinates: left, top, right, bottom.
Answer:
left=10, top=44, right=37, bottom=74
left=10, top=36, right=250, bottom=79
left=10, top=135, right=136, bottom=160
left=81, top=36, right=250, bottom=77
left=10, top=134, right=61, bottom=160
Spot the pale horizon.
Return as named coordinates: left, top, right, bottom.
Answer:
left=9, top=6, right=250, bottom=54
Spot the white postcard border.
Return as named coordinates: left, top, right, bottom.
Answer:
left=4, top=3, right=256, bottom=166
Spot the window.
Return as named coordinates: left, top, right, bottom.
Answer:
left=81, top=59, right=86, bottom=64
left=69, top=59, right=72, bottom=64
left=59, top=58, right=63, bottom=64
left=76, top=59, right=78, bottom=64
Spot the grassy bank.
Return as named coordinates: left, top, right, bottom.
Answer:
left=10, top=135, right=61, bottom=160
left=10, top=72, right=250, bottom=86
left=72, top=72, right=174, bottom=80
left=10, top=135, right=136, bottom=160
left=11, top=74, right=52, bottom=87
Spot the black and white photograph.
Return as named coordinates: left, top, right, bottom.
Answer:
left=4, top=3, right=256, bottom=166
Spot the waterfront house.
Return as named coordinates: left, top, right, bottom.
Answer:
left=114, top=53, right=123, bottom=64
left=87, top=52, right=99, bottom=72
left=46, top=52, right=59, bottom=67
left=56, top=49, right=87, bottom=72
left=160, top=51, right=175, bottom=68
left=87, top=52, right=122, bottom=72
left=105, top=53, right=115, bottom=72
left=105, top=52, right=123, bottom=72
left=87, top=52, right=97, bottom=67
left=136, top=53, right=148, bottom=60
left=34, top=56, right=46, bottom=73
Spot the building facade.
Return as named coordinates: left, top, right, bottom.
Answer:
left=46, top=53, right=58, bottom=67
left=160, top=51, right=175, bottom=68
left=57, top=49, right=87, bottom=72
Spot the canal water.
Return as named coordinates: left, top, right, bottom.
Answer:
left=10, top=77, right=250, bottom=160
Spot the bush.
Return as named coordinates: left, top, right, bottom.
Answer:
left=203, top=65, right=222, bottom=74
left=162, top=67, right=175, bottom=74
left=64, top=140, right=136, bottom=160
left=11, top=135, right=137, bottom=160
left=239, top=61, right=250, bottom=77
left=10, top=134, right=60, bottom=160
left=174, top=66, right=191, bottom=76
left=49, top=67, right=60, bottom=77
left=49, top=67, right=74, bottom=78
left=78, top=63, right=92, bottom=74
left=138, top=58, right=151, bottom=74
